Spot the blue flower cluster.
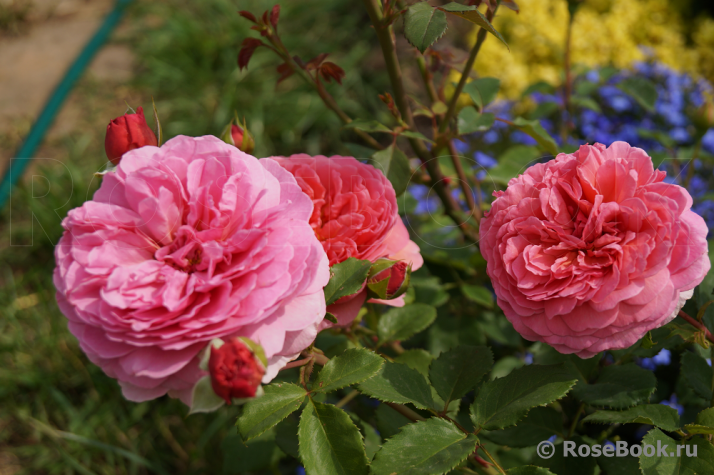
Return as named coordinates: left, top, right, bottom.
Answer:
left=635, top=348, right=671, bottom=371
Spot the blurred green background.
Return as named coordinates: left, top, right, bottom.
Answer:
left=0, top=0, right=713, bottom=473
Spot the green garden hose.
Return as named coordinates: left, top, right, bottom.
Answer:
left=0, top=0, right=133, bottom=209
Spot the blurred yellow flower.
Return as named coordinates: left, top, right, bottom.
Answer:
left=464, top=0, right=714, bottom=98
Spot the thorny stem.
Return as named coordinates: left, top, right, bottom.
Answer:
left=280, top=358, right=311, bottom=371
left=447, top=140, right=479, bottom=220
left=561, top=7, right=575, bottom=143
left=266, top=33, right=383, bottom=150
left=679, top=310, right=714, bottom=344
left=438, top=5, right=498, bottom=135
left=362, top=0, right=478, bottom=243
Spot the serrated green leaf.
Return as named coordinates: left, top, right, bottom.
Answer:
left=457, top=107, right=495, bottom=134
left=429, top=345, right=493, bottom=404
left=399, top=130, right=435, bottom=144
left=571, top=364, right=656, bottom=409
left=313, top=348, right=383, bottom=394
left=377, top=303, right=437, bottom=344
left=506, top=467, right=556, bottom=475
left=351, top=416, right=381, bottom=461
left=640, top=428, right=714, bottom=475
left=358, top=361, right=436, bottom=410
left=460, top=284, right=494, bottom=308
left=511, top=117, right=558, bottom=155
left=370, top=143, right=411, bottom=197
left=237, top=383, right=307, bottom=441
left=404, top=2, right=448, bottom=54
left=395, top=349, right=435, bottom=376
left=324, top=258, right=372, bottom=305
left=681, top=351, right=713, bottom=401
left=617, top=77, right=658, bottom=112
left=463, top=77, right=501, bottom=111
left=682, top=424, right=714, bottom=435
left=370, top=417, right=478, bottom=475
left=582, top=405, right=680, bottom=432
left=440, top=3, right=508, bottom=49
left=298, top=400, right=368, bottom=475
left=486, top=145, right=540, bottom=185
left=483, top=406, right=563, bottom=447
left=343, top=119, right=392, bottom=133
left=471, top=364, right=577, bottom=431
left=324, top=312, right=338, bottom=324
left=696, top=406, right=714, bottom=426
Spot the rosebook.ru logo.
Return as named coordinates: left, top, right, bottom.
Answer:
left=537, top=440, right=699, bottom=459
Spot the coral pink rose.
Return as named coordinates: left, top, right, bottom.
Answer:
left=479, top=142, right=710, bottom=358
left=54, top=136, right=329, bottom=403
left=270, top=154, right=423, bottom=326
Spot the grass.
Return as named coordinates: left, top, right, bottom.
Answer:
left=0, top=0, right=385, bottom=473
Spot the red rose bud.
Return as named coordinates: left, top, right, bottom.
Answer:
left=208, top=338, right=265, bottom=404
left=366, top=259, right=411, bottom=300
left=104, top=107, right=158, bottom=165
left=221, top=116, right=255, bottom=155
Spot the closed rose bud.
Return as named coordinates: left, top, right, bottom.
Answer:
left=208, top=338, right=265, bottom=404
left=221, top=116, right=255, bottom=154
left=104, top=107, right=158, bottom=165
left=366, top=259, right=411, bottom=300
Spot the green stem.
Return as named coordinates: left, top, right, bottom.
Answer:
left=679, top=310, right=714, bottom=344
left=267, top=34, right=383, bottom=150
left=362, top=0, right=478, bottom=242
left=480, top=446, right=506, bottom=475
left=710, top=345, right=714, bottom=408
left=386, top=402, right=426, bottom=422
left=438, top=5, right=498, bottom=135
left=447, top=140, right=479, bottom=220
left=561, top=7, right=575, bottom=143
left=568, top=403, right=585, bottom=438
left=335, top=389, right=360, bottom=409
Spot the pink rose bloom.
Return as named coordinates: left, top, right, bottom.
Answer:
left=479, top=142, right=710, bottom=358
left=270, top=154, right=423, bottom=326
left=54, top=136, right=329, bottom=403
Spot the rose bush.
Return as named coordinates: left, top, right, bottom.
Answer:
left=479, top=142, right=710, bottom=357
left=54, top=135, right=329, bottom=403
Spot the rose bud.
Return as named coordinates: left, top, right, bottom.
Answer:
left=208, top=338, right=265, bottom=404
left=221, top=116, right=255, bottom=155
left=366, top=258, right=411, bottom=300
left=104, top=107, right=158, bottom=165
